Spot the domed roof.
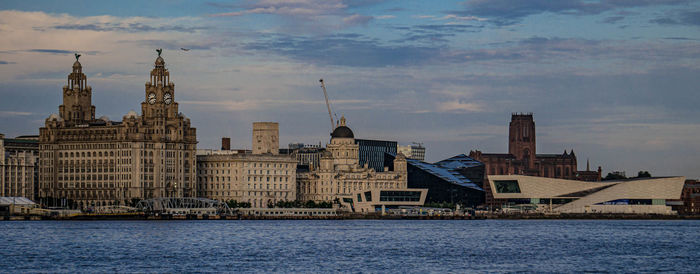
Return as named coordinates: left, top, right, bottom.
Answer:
left=155, top=56, right=164, bottom=66
left=330, top=115, right=354, bottom=138
left=124, top=110, right=138, bottom=119
left=331, top=126, right=354, bottom=138
left=47, top=113, right=62, bottom=122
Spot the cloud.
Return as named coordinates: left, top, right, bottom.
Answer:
left=240, top=33, right=700, bottom=71
left=50, top=23, right=209, bottom=33
left=208, top=0, right=377, bottom=31
left=0, top=111, right=33, bottom=117
left=27, top=49, right=74, bottom=54
left=181, top=98, right=369, bottom=111
left=602, top=16, right=625, bottom=24
left=439, top=14, right=488, bottom=22
left=651, top=10, right=700, bottom=26
left=343, top=14, right=373, bottom=25
left=375, top=15, right=395, bottom=19
left=437, top=100, right=484, bottom=113
left=242, top=33, right=439, bottom=67
left=392, top=24, right=483, bottom=43
left=453, top=0, right=693, bottom=26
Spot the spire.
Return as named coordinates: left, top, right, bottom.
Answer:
left=60, top=54, right=94, bottom=123
left=68, top=54, right=87, bottom=92
left=150, top=48, right=170, bottom=87
left=339, top=115, right=347, bottom=126
left=586, top=158, right=590, bottom=171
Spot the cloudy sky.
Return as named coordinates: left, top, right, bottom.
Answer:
left=1, top=0, right=699, bottom=178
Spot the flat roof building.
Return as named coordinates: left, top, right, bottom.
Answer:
left=340, top=188, right=428, bottom=213
left=355, top=138, right=397, bottom=172
left=487, top=175, right=685, bottom=214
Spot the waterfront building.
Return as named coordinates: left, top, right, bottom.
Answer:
left=469, top=113, right=601, bottom=181
left=197, top=125, right=297, bottom=208
left=296, top=116, right=408, bottom=202
left=0, top=196, right=38, bottom=216
left=38, top=52, right=197, bottom=208
left=403, top=154, right=485, bottom=207
left=398, top=143, right=426, bottom=161
left=339, top=188, right=428, bottom=213
left=678, top=179, right=700, bottom=215
left=487, top=175, right=685, bottom=214
left=355, top=138, right=397, bottom=172
left=291, top=146, right=325, bottom=170
left=0, top=134, right=39, bottom=200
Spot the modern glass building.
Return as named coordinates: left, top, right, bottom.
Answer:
left=355, top=139, right=397, bottom=172
left=400, top=154, right=486, bottom=207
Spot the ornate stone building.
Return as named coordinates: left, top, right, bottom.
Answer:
left=1, top=134, right=39, bottom=200
left=38, top=52, right=197, bottom=208
left=197, top=123, right=296, bottom=208
left=469, top=113, right=600, bottom=181
left=296, top=116, right=408, bottom=202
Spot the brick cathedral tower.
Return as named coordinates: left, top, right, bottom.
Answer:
left=508, top=113, right=536, bottom=169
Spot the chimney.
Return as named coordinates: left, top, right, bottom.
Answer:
left=221, top=137, right=231, bottom=151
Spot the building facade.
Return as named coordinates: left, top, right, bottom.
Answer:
left=297, top=116, right=408, bottom=202
left=487, top=175, right=685, bottom=214
left=398, top=143, right=426, bottom=161
left=252, top=122, right=279, bottom=155
left=196, top=153, right=297, bottom=208
left=1, top=134, right=39, bottom=200
left=38, top=52, right=197, bottom=208
left=290, top=146, right=325, bottom=170
left=404, top=154, right=485, bottom=207
left=469, top=113, right=601, bottom=181
left=355, top=138, right=397, bottom=172
left=678, top=179, right=700, bottom=215
left=197, top=125, right=297, bottom=208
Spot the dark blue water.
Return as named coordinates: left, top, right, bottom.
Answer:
left=1, top=220, right=698, bottom=273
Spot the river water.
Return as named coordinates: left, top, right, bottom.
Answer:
left=1, top=220, right=698, bottom=273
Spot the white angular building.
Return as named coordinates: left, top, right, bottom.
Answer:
left=488, top=175, right=685, bottom=214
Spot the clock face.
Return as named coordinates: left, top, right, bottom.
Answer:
left=163, top=93, right=172, bottom=105
left=147, top=93, right=156, bottom=105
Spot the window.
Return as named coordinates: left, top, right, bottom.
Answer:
left=494, top=180, right=521, bottom=193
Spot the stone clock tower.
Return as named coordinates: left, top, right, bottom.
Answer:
left=39, top=51, right=198, bottom=209
left=59, top=55, right=95, bottom=125
left=140, top=50, right=182, bottom=142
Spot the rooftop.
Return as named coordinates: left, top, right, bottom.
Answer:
left=407, top=158, right=484, bottom=192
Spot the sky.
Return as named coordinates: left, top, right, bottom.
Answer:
left=1, top=0, right=699, bottom=178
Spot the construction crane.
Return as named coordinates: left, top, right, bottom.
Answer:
left=319, top=78, right=336, bottom=130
